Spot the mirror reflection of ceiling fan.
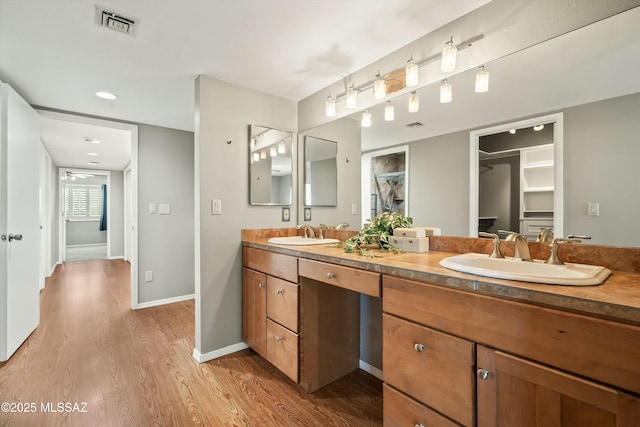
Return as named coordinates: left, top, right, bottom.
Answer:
left=65, top=171, right=95, bottom=180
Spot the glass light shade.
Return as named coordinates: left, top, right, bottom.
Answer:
left=361, top=110, right=372, bottom=127
left=385, top=101, right=395, bottom=121
left=270, top=146, right=277, bottom=157
left=475, top=66, right=489, bottom=93
left=325, top=95, right=336, bottom=117
left=252, top=151, right=259, bottom=162
left=440, top=80, right=452, bottom=103
left=408, top=92, right=419, bottom=113
left=278, top=140, right=286, bottom=154
left=373, top=75, right=386, bottom=99
left=441, top=40, right=457, bottom=72
left=260, top=149, right=267, bottom=159
left=346, top=86, right=357, bottom=109
left=405, top=59, right=419, bottom=87
left=250, top=138, right=256, bottom=149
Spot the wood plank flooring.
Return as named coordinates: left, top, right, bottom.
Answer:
left=0, top=259, right=382, bottom=426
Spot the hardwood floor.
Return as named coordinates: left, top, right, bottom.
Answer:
left=0, top=259, right=382, bottom=426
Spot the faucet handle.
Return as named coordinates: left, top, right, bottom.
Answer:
left=479, top=232, right=505, bottom=258
left=566, top=234, right=591, bottom=241
left=545, top=237, right=581, bottom=264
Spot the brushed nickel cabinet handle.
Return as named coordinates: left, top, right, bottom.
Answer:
left=414, top=343, right=425, bottom=352
left=326, top=272, right=335, bottom=279
left=477, top=368, right=490, bottom=380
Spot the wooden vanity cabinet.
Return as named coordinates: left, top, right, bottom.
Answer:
left=242, top=247, right=299, bottom=382
left=477, top=346, right=640, bottom=427
left=383, top=275, right=640, bottom=427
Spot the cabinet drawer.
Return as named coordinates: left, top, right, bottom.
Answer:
left=243, top=246, right=298, bottom=282
left=266, top=319, right=299, bottom=383
left=383, top=275, right=640, bottom=395
left=299, top=258, right=381, bottom=297
left=383, top=314, right=474, bottom=427
left=267, top=276, right=299, bottom=333
left=384, top=384, right=461, bottom=427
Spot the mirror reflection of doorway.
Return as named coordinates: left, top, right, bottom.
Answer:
left=361, top=145, right=409, bottom=226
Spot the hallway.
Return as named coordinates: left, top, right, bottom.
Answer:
left=0, top=259, right=382, bottom=426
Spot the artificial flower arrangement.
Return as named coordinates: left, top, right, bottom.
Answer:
left=342, top=211, right=412, bottom=256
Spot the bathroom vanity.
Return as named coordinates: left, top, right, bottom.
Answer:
left=242, top=229, right=640, bottom=426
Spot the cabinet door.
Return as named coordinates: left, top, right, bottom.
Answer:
left=477, top=345, right=640, bottom=427
left=242, top=268, right=267, bottom=358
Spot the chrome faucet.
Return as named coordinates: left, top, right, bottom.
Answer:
left=479, top=232, right=504, bottom=258
left=335, top=223, right=350, bottom=230
left=296, top=223, right=316, bottom=239
left=500, top=230, right=532, bottom=262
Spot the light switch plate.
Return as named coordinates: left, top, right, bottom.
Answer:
left=588, top=202, right=600, bottom=216
left=351, top=203, right=358, bottom=215
left=149, top=203, right=157, bottom=214
left=158, top=203, right=171, bottom=215
left=212, top=199, right=222, bottom=215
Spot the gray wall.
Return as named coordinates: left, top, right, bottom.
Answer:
left=196, top=75, right=297, bottom=355
left=563, top=93, right=640, bottom=246
left=407, top=130, right=470, bottom=236
left=66, top=221, right=107, bottom=245
left=109, top=171, right=124, bottom=258
left=138, top=124, right=195, bottom=303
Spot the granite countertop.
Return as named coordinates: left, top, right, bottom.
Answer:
left=242, top=236, right=640, bottom=326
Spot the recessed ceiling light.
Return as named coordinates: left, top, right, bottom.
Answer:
left=88, top=161, right=99, bottom=165
left=533, top=124, right=545, bottom=131
left=509, top=129, right=516, bottom=134
left=85, top=137, right=101, bottom=144
left=87, top=152, right=99, bottom=156
left=96, top=91, right=117, bottom=100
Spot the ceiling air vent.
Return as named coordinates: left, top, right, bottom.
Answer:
left=406, top=122, right=424, bottom=128
left=95, top=5, right=137, bottom=35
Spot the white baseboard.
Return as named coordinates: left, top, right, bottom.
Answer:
left=359, top=359, right=383, bottom=380
left=192, top=342, right=250, bottom=363
left=137, top=293, right=195, bottom=309
left=66, top=243, right=107, bottom=248
left=108, top=255, right=124, bottom=260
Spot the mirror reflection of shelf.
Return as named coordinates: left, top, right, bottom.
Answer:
left=520, top=144, right=554, bottom=238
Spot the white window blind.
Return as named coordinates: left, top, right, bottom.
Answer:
left=64, top=185, right=103, bottom=221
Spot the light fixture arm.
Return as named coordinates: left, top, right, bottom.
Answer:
left=331, top=34, right=483, bottom=103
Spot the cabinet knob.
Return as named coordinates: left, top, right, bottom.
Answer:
left=477, top=368, right=490, bottom=380
left=258, top=282, right=264, bottom=288
left=275, top=336, right=283, bottom=342
left=276, top=289, right=283, bottom=295
left=326, top=272, right=335, bottom=279
left=414, top=343, right=425, bottom=352
left=415, top=424, right=425, bottom=427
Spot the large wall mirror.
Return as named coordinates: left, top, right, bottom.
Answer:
left=328, top=7, right=639, bottom=247
left=304, top=136, right=337, bottom=206
left=249, top=124, right=293, bottom=205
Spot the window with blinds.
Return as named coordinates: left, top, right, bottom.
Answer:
left=63, top=185, right=103, bottom=221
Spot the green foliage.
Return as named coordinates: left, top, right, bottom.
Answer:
left=344, top=212, right=413, bottom=254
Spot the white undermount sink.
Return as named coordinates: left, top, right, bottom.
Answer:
left=439, top=252, right=611, bottom=286
left=267, top=236, right=340, bottom=246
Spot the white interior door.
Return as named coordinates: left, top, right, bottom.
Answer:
left=0, top=83, right=41, bottom=361
left=124, top=166, right=132, bottom=262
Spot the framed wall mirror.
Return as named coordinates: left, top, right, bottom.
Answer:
left=304, top=136, right=337, bottom=207
left=249, top=124, right=293, bottom=205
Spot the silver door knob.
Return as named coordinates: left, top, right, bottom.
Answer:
left=275, top=336, right=283, bottom=342
left=414, top=343, right=425, bottom=352
left=477, top=368, right=490, bottom=380
left=8, top=234, right=22, bottom=242
left=326, top=272, right=335, bottom=279
left=276, top=289, right=283, bottom=295
left=258, top=282, right=264, bottom=288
